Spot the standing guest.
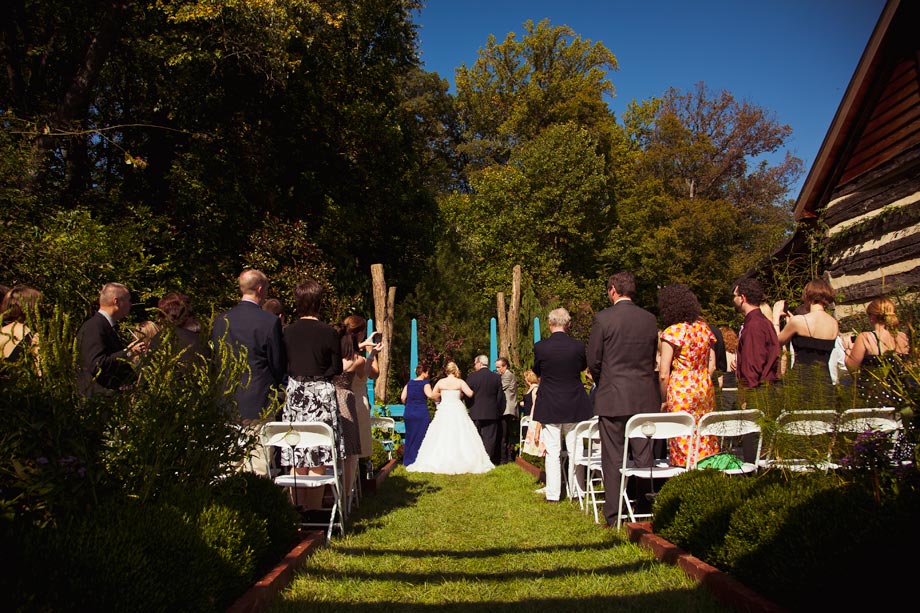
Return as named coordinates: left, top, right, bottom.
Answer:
left=1, top=285, right=41, bottom=362
left=533, top=308, right=593, bottom=502
left=212, top=270, right=286, bottom=422
left=151, top=292, right=210, bottom=362
left=657, top=284, right=717, bottom=467
left=773, top=278, right=839, bottom=408
left=719, top=326, right=739, bottom=408
left=131, top=320, right=161, bottom=365
left=342, top=315, right=382, bottom=461
left=731, top=278, right=780, bottom=463
left=77, top=282, right=142, bottom=397
left=518, top=369, right=540, bottom=454
left=495, top=357, right=518, bottom=464
left=845, top=297, right=910, bottom=405
left=466, top=354, right=506, bottom=466
left=281, top=279, right=343, bottom=509
left=262, top=298, right=285, bottom=324
left=401, top=362, right=434, bottom=466
left=332, top=322, right=367, bottom=507
left=587, top=272, right=659, bottom=527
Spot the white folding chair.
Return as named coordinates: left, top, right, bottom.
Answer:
left=371, top=416, right=397, bottom=458
left=763, top=410, right=840, bottom=473
left=519, top=415, right=532, bottom=456
left=567, top=417, right=600, bottom=511
left=262, top=421, right=346, bottom=544
left=582, top=419, right=606, bottom=523
left=693, top=409, right=763, bottom=475
left=617, top=412, right=696, bottom=529
left=838, top=407, right=900, bottom=435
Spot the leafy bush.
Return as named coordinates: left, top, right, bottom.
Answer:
left=3, top=499, right=224, bottom=612
left=652, top=470, right=760, bottom=562
left=369, top=438, right=390, bottom=471
left=196, top=502, right=270, bottom=604
left=212, top=471, right=300, bottom=564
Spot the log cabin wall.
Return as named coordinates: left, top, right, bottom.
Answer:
left=820, top=42, right=920, bottom=319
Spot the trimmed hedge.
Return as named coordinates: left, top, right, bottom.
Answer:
left=652, top=470, right=920, bottom=608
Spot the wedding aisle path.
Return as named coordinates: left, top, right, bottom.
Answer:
left=269, top=463, right=728, bottom=612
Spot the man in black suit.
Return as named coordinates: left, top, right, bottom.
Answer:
left=77, top=282, right=140, bottom=397
left=532, top=308, right=593, bottom=502
left=212, top=269, right=286, bottom=423
left=587, top=271, right=659, bottom=527
left=465, top=354, right=505, bottom=465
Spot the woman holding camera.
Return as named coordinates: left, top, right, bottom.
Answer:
left=341, top=315, right=382, bottom=459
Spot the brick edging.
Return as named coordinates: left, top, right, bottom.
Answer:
left=625, top=522, right=787, bottom=613
left=226, top=530, right=325, bottom=613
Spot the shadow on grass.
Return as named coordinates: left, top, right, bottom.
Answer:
left=346, top=473, right=440, bottom=536
left=279, top=587, right=721, bottom=612
left=295, top=558, right=667, bottom=584
left=333, top=540, right=626, bottom=559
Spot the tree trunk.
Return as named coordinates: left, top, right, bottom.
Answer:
left=496, top=292, right=509, bottom=361
left=509, top=264, right=521, bottom=367
left=371, top=263, right=394, bottom=405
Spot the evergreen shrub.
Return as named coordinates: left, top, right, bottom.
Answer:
left=652, top=470, right=760, bottom=562
left=195, top=502, right=269, bottom=604
left=212, top=471, right=300, bottom=564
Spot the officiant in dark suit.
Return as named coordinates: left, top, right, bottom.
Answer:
left=466, top=354, right=505, bottom=465
left=77, top=282, right=140, bottom=397
left=587, top=272, right=659, bottom=527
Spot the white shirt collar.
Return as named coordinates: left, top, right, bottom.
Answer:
left=98, top=309, right=116, bottom=328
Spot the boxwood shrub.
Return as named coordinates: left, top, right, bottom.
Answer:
left=652, top=470, right=760, bottom=562
left=195, top=502, right=269, bottom=603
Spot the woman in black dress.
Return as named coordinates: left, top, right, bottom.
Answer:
left=281, top=279, right=343, bottom=509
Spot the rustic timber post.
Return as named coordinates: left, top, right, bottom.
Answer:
left=371, top=264, right=394, bottom=405
left=495, top=265, right=523, bottom=367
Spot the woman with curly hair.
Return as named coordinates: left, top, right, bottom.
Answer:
left=1, top=285, right=41, bottom=362
left=657, top=284, right=717, bottom=467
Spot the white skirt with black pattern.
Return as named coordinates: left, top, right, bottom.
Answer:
left=280, top=377, right=344, bottom=468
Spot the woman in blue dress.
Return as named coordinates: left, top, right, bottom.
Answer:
left=400, top=362, right=433, bottom=466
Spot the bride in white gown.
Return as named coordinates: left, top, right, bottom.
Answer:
left=407, top=361, right=495, bottom=475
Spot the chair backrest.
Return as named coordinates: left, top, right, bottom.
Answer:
left=698, top=409, right=762, bottom=438
left=263, top=421, right=337, bottom=452
left=370, top=416, right=396, bottom=431
left=838, top=407, right=899, bottom=433
left=571, top=417, right=599, bottom=462
left=775, top=410, right=838, bottom=436
left=625, top=411, right=696, bottom=440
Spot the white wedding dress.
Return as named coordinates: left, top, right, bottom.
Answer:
left=406, top=389, right=494, bottom=475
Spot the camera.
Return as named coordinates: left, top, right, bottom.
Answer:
left=371, top=331, right=382, bottom=343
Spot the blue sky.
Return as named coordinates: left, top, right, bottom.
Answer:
left=412, top=0, right=887, bottom=199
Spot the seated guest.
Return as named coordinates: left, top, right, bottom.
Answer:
left=1, top=285, right=42, bottom=362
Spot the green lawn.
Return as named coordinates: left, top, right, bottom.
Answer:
left=271, top=464, right=728, bottom=612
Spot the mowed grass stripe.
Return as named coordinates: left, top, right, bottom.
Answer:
left=271, top=463, right=728, bottom=612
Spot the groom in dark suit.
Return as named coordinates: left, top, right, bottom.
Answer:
left=587, top=271, right=659, bottom=527
left=466, top=354, right=505, bottom=465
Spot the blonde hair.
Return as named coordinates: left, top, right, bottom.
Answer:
left=866, top=298, right=899, bottom=329
left=523, top=369, right=539, bottom=386
left=135, top=320, right=160, bottom=341
left=445, top=361, right=460, bottom=377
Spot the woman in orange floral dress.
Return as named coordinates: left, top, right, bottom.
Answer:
left=657, top=284, right=717, bottom=467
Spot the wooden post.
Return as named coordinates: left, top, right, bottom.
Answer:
left=509, top=264, right=521, bottom=367
left=496, top=292, right=509, bottom=362
left=371, top=264, right=394, bottom=405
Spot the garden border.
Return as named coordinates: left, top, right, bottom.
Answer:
left=227, top=457, right=400, bottom=613
left=516, top=455, right=785, bottom=612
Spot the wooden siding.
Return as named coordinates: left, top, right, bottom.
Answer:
left=840, top=55, right=920, bottom=184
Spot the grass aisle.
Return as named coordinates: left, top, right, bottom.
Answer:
left=272, top=463, right=728, bottom=612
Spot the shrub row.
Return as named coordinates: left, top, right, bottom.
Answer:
left=652, top=470, right=920, bottom=608
left=3, top=472, right=300, bottom=612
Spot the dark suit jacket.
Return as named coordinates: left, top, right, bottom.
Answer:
left=587, top=299, right=660, bottom=417
left=212, top=301, right=286, bottom=421
left=76, top=312, right=133, bottom=396
left=532, top=331, right=593, bottom=424
left=465, top=367, right=505, bottom=420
